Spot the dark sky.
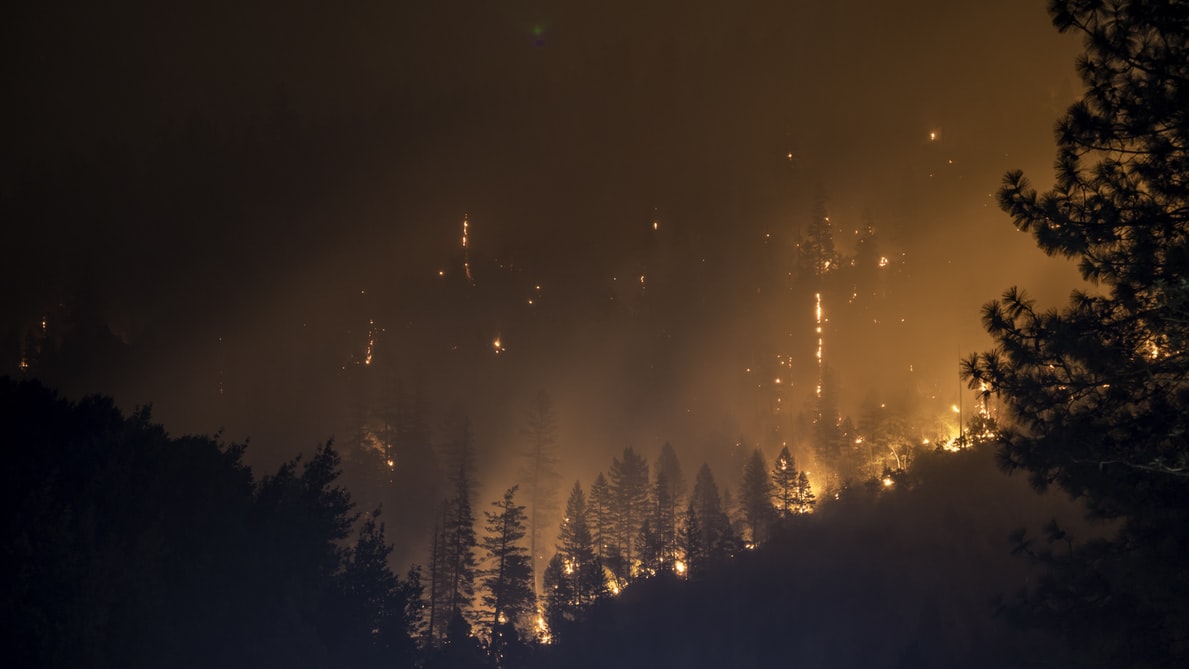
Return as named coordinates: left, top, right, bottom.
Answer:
left=4, top=1, right=1086, bottom=514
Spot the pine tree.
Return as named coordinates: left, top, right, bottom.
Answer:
left=677, top=501, right=704, bottom=576
left=480, top=487, right=535, bottom=634
left=690, top=463, right=734, bottom=564
left=335, top=509, right=422, bottom=668
left=653, top=443, right=685, bottom=569
left=541, top=553, right=574, bottom=639
left=428, top=414, right=479, bottom=640
left=607, top=447, right=650, bottom=584
left=963, top=2, right=1189, bottom=664
left=518, top=390, right=562, bottom=597
left=588, top=472, right=612, bottom=562
left=792, top=471, right=816, bottom=514
left=648, top=469, right=678, bottom=572
left=771, top=446, right=798, bottom=519
left=556, top=482, right=606, bottom=607
left=738, top=449, right=774, bottom=547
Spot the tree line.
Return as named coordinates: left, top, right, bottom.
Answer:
left=2, top=377, right=832, bottom=668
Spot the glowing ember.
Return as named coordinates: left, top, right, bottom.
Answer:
left=364, top=319, right=376, bottom=366
left=461, top=214, right=474, bottom=283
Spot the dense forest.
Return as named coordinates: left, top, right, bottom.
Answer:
left=0, top=377, right=1086, bottom=668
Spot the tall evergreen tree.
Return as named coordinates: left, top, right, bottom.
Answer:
left=771, top=446, right=798, bottom=519
left=480, top=487, right=535, bottom=633
left=429, top=414, right=479, bottom=640
left=653, top=443, right=685, bottom=568
left=677, top=501, right=705, bottom=576
left=964, top=2, right=1189, bottom=665
left=792, top=471, right=816, bottom=515
left=556, top=482, right=606, bottom=607
left=333, top=509, right=423, bottom=669
left=738, top=449, right=774, bottom=547
left=518, top=390, right=562, bottom=597
left=544, top=483, right=607, bottom=643
left=588, top=472, right=612, bottom=562
left=689, top=463, right=734, bottom=564
left=607, top=447, right=650, bottom=583
left=647, top=469, right=678, bottom=572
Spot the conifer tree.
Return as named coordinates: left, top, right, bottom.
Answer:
left=690, top=463, right=734, bottom=563
left=653, top=443, right=684, bottom=569
left=964, top=2, right=1189, bottom=664
left=556, top=482, right=606, bottom=607
left=588, top=472, right=612, bottom=561
left=793, top=471, right=816, bottom=514
left=428, top=414, right=479, bottom=640
left=771, top=446, right=798, bottom=519
left=480, top=487, right=535, bottom=634
left=738, top=449, right=774, bottom=547
left=678, top=501, right=705, bottom=576
left=608, top=447, right=650, bottom=583
left=518, top=390, right=561, bottom=596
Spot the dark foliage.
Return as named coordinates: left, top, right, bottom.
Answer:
left=0, top=378, right=420, bottom=668
left=964, top=1, right=1189, bottom=665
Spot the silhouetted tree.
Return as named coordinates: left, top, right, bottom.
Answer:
left=677, top=501, right=705, bottom=576
left=771, top=445, right=798, bottom=519
left=738, top=448, right=774, bottom=547
left=653, top=443, right=684, bottom=569
left=793, top=471, right=816, bottom=514
left=332, top=509, right=423, bottom=668
left=1, top=379, right=423, bottom=669
left=588, top=472, right=612, bottom=562
left=608, top=447, right=650, bottom=583
left=480, top=487, right=535, bottom=636
left=555, top=482, right=606, bottom=610
left=429, top=414, right=479, bottom=639
left=689, top=463, right=735, bottom=565
left=541, top=554, right=574, bottom=639
left=646, top=469, right=678, bottom=572
left=964, top=2, right=1189, bottom=665
left=518, top=390, right=561, bottom=596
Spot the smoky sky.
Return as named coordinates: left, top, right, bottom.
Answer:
left=5, top=0, right=1087, bottom=498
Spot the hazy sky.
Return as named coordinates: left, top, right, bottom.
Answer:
left=5, top=0, right=1088, bottom=503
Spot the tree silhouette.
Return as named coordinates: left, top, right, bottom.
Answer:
left=429, top=414, right=479, bottom=640
left=963, top=1, right=1189, bottom=665
left=771, top=445, right=798, bottom=519
left=518, top=390, right=561, bottom=597
left=556, top=482, right=607, bottom=608
left=652, top=469, right=679, bottom=572
left=1, top=379, right=422, bottom=668
left=653, top=443, right=685, bottom=570
left=588, top=472, right=612, bottom=562
left=738, top=448, right=774, bottom=547
left=689, top=463, right=736, bottom=566
left=792, top=471, right=816, bottom=515
left=480, top=487, right=535, bottom=635
left=607, top=447, right=650, bottom=584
